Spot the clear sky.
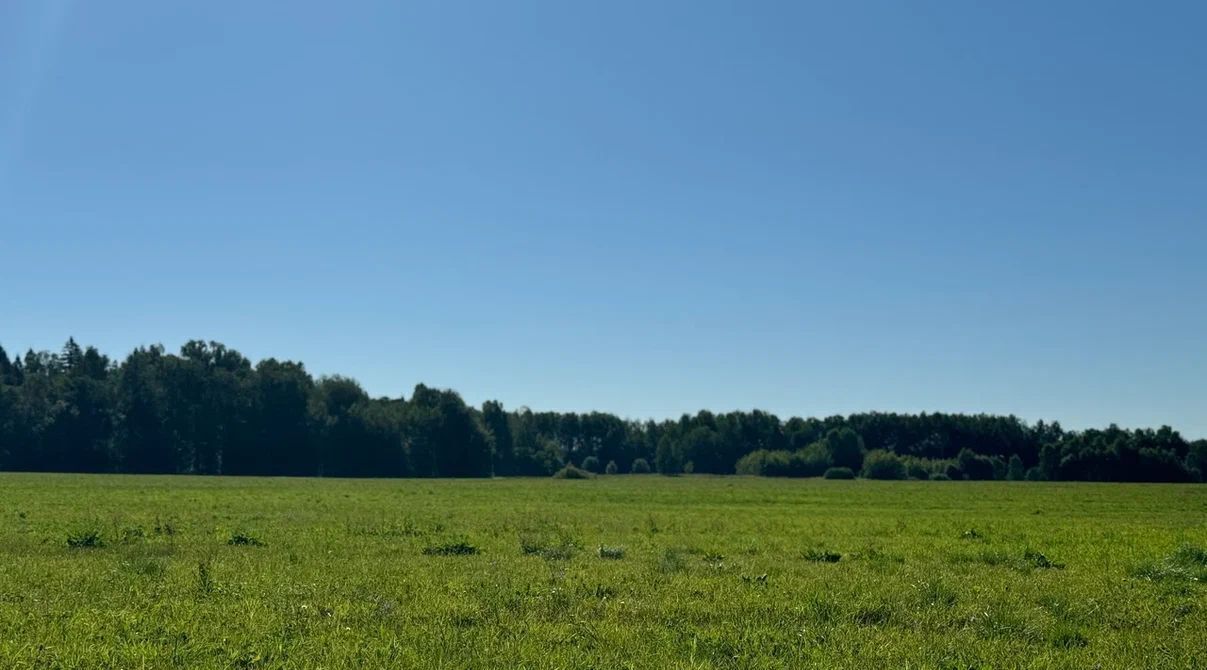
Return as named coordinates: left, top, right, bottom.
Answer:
left=2, top=1, right=1204, bottom=437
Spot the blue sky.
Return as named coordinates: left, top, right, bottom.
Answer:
left=2, top=1, right=1204, bottom=437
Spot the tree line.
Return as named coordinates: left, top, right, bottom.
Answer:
left=0, top=339, right=1203, bottom=482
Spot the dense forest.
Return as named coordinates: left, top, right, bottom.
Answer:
left=0, top=339, right=1203, bottom=482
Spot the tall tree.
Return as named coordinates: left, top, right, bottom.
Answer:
left=114, top=346, right=174, bottom=473
left=824, top=428, right=865, bottom=471
left=405, top=385, right=491, bottom=477
left=482, top=400, right=514, bottom=476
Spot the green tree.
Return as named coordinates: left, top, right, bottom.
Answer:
left=680, top=426, right=725, bottom=474
left=114, top=346, right=176, bottom=474
left=1187, top=440, right=1207, bottom=482
left=1007, top=454, right=1026, bottom=480
left=312, top=375, right=372, bottom=476
left=957, top=448, right=997, bottom=480
left=482, top=400, right=514, bottom=476
left=862, top=450, right=907, bottom=479
left=793, top=442, right=832, bottom=477
left=405, top=384, right=491, bottom=477
left=824, top=428, right=865, bottom=471
left=228, top=359, right=315, bottom=476
left=655, top=434, right=685, bottom=475
left=0, top=346, right=17, bottom=385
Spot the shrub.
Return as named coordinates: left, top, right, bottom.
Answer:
left=990, top=456, right=1008, bottom=480
left=580, top=456, right=601, bottom=473
left=738, top=448, right=830, bottom=477
left=1024, top=467, right=1044, bottom=481
left=604, top=460, right=618, bottom=475
left=823, top=467, right=856, bottom=480
left=862, top=450, right=907, bottom=480
left=761, top=451, right=791, bottom=476
left=958, top=448, right=999, bottom=480
left=552, top=464, right=593, bottom=479
left=899, top=455, right=955, bottom=479
left=735, top=450, right=770, bottom=475
left=792, top=442, right=831, bottom=477
left=929, top=472, right=952, bottom=481
left=1007, top=454, right=1026, bottom=481
left=630, top=458, right=651, bottom=474
left=945, top=463, right=965, bottom=480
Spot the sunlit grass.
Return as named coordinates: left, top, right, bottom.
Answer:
left=0, top=473, right=1203, bottom=668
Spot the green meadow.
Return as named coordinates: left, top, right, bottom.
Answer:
left=0, top=474, right=1203, bottom=669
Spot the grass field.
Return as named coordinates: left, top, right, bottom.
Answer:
left=0, top=474, right=1204, bottom=669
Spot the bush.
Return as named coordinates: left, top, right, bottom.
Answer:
left=792, top=442, right=831, bottom=477
left=737, top=448, right=829, bottom=477
left=900, top=455, right=956, bottom=480
left=604, top=460, right=618, bottom=475
left=929, top=472, right=952, bottom=481
left=990, top=456, right=1008, bottom=480
left=958, top=448, right=998, bottom=480
left=736, top=449, right=776, bottom=476
left=905, top=461, right=930, bottom=480
left=580, top=456, right=601, bottom=473
left=823, top=467, right=855, bottom=479
left=760, top=450, right=794, bottom=476
left=552, top=464, right=593, bottom=479
left=734, top=451, right=759, bottom=475
left=630, top=458, right=651, bottom=474
left=862, top=450, right=907, bottom=480
left=1024, top=466, right=1044, bottom=481
left=1007, top=454, right=1026, bottom=481
left=945, top=463, right=965, bottom=480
